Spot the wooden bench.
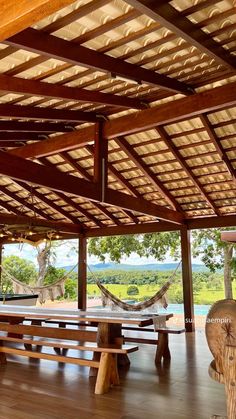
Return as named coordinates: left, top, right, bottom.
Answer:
left=0, top=322, right=138, bottom=395
left=123, top=326, right=185, bottom=364
left=154, top=327, right=185, bottom=364
left=23, top=318, right=185, bottom=365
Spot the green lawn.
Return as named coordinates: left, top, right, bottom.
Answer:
left=87, top=283, right=236, bottom=305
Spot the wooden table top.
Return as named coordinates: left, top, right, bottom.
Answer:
left=0, top=305, right=173, bottom=326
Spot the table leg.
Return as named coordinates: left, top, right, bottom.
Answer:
left=155, top=333, right=171, bottom=365
left=90, top=322, right=130, bottom=377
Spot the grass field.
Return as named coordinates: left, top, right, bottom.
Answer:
left=87, top=283, right=236, bottom=304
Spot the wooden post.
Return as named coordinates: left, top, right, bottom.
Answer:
left=78, top=236, right=87, bottom=310
left=180, top=227, right=195, bottom=332
left=0, top=243, right=2, bottom=292
left=93, top=121, right=108, bottom=202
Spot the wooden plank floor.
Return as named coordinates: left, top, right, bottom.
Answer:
left=0, top=330, right=226, bottom=419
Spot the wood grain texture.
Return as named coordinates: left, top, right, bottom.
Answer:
left=0, top=332, right=227, bottom=418
left=0, top=1, right=76, bottom=41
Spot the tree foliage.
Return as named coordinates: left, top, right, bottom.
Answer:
left=127, top=285, right=139, bottom=295
left=192, top=228, right=236, bottom=298
left=1, top=255, right=37, bottom=293
left=88, top=232, right=181, bottom=263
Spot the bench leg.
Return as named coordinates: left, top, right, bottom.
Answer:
left=95, top=353, right=113, bottom=395
left=110, top=354, right=119, bottom=386
left=155, top=333, right=171, bottom=365
left=0, top=350, right=7, bottom=365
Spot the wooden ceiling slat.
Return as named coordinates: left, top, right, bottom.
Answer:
left=15, top=180, right=83, bottom=225
left=1, top=150, right=183, bottom=223
left=157, top=126, right=221, bottom=215
left=0, top=103, right=97, bottom=123
left=0, top=121, right=76, bottom=133
left=115, top=136, right=182, bottom=211
left=200, top=115, right=236, bottom=182
left=125, top=1, right=236, bottom=69
left=11, top=82, right=236, bottom=160
left=43, top=0, right=111, bottom=34
left=0, top=184, right=56, bottom=221
left=0, top=213, right=82, bottom=234
left=0, top=74, right=143, bottom=110
left=7, top=28, right=193, bottom=95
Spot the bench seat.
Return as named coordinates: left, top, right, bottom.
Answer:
left=0, top=322, right=138, bottom=395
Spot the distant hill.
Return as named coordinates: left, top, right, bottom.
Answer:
left=62, top=262, right=210, bottom=273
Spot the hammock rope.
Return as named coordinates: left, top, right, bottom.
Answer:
left=0, top=263, right=78, bottom=304
left=88, top=261, right=182, bottom=312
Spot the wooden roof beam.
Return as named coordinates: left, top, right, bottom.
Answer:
left=0, top=103, right=97, bottom=123
left=156, top=126, right=221, bottom=216
left=0, top=151, right=184, bottom=224
left=0, top=184, right=57, bottom=222
left=14, top=180, right=84, bottom=226
left=11, top=82, right=236, bottom=160
left=200, top=115, right=236, bottom=182
left=124, top=0, right=236, bottom=70
left=10, top=126, right=95, bottom=159
left=0, top=0, right=77, bottom=42
left=39, top=154, right=120, bottom=227
left=86, top=143, right=138, bottom=225
left=7, top=28, right=193, bottom=95
left=0, top=74, right=144, bottom=110
left=0, top=213, right=82, bottom=234
left=0, top=121, right=76, bottom=133
left=85, top=214, right=236, bottom=237
left=115, top=136, right=182, bottom=211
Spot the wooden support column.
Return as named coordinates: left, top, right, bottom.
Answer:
left=78, top=236, right=87, bottom=310
left=181, top=227, right=195, bottom=332
left=0, top=243, right=2, bottom=292
left=94, top=121, right=108, bottom=202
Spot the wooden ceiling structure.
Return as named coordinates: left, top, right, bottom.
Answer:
left=0, top=0, right=235, bottom=329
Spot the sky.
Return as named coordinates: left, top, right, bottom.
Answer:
left=2, top=238, right=203, bottom=269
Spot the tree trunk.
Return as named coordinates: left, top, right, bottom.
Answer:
left=36, top=245, right=50, bottom=287
left=223, top=245, right=233, bottom=299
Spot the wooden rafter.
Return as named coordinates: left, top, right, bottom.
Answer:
left=0, top=0, right=77, bottom=41
left=0, top=184, right=56, bottom=222
left=10, top=127, right=95, bottom=159
left=85, top=214, right=236, bottom=237
left=124, top=0, right=236, bottom=70
left=0, top=74, right=144, bottom=110
left=0, top=151, right=183, bottom=224
left=115, top=136, right=181, bottom=211
left=37, top=157, right=104, bottom=228
left=14, top=180, right=83, bottom=226
left=56, top=151, right=122, bottom=225
left=0, top=103, right=97, bottom=123
left=84, top=145, right=139, bottom=224
left=200, top=115, right=236, bottom=182
left=12, top=82, right=236, bottom=160
left=7, top=28, right=193, bottom=95
left=156, top=126, right=221, bottom=215
left=0, top=200, right=25, bottom=217
left=0, top=213, right=82, bottom=234
left=0, top=121, right=76, bottom=133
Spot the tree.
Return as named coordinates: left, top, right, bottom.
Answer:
left=127, top=285, right=139, bottom=296
left=88, top=232, right=180, bottom=263
left=1, top=255, right=37, bottom=293
left=192, top=228, right=236, bottom=299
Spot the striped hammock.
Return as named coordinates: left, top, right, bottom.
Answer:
left=96, top=261, right=181, bottom=312
left=0, top=263, right=78, bottom=304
